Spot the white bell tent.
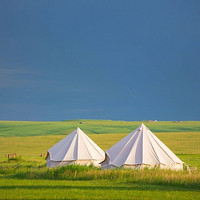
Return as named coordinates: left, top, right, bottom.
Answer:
left=101, top=123, right=183, bottom=170
left=46, top=127, right=105, bottom=168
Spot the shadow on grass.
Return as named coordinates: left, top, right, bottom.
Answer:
left=2, top=173, right=200, bottom=190
left=0, top=184, right=199, bottom=192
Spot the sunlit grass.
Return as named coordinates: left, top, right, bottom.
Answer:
left=0, top=132, right=199, bottom=158
left=0, top=161, right=200, bottom=188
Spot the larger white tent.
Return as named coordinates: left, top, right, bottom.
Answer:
left=46, top=127, right=105, bottom=167
left=101, top=123, right=183, bottom=170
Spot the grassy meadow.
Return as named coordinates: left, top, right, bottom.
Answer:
left=0, top=120, right=200, bottom=137
left=0, top=120, right=200, bottom=199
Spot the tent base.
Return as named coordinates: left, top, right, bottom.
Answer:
left=101, top=163, right=183, bottom=170
left=47, top=159, right=103, bottom=168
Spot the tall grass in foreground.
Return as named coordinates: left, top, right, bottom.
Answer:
left=0, top=163, right=200, bottom=188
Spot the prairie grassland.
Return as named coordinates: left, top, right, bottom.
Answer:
left=0, top=161, right=200, bottom=200
left=0, top=162, right=199, bottom=186
left=0, top=132, right=199, bottom=157
left=0, top=120, right=200, bottom=137
left=0, top=178, right=199, bottom=200
left=0, top=120, right=200, bottom=199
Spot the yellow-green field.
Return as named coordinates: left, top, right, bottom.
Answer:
left=0, top=120, right=200, bottom=199
left=0, top=132, right=199, bottom=157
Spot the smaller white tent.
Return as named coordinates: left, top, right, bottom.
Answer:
left=46, top=127, right=105, bottom=168
left=101, top=123, right=184, bottom=170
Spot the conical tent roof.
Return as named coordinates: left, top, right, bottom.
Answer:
left=48, top=127, right=105, bottom=162
left=105, top=123, right=183, bottom=167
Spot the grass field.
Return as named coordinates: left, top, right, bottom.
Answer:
left=0, top=120, right=200, bottom=137
left=1, top=178, right=199, bottom=200
left=0, top=120, right=199, bottom=199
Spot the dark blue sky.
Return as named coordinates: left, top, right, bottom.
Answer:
left=0, top=0, right=200, bottom=121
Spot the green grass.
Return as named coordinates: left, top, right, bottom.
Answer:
left=0, top=162, right=199, bottom=186
left=0, top=120, right=200, bottom=199
left=0, top=178, right=199, bottom=200
left=0, top=120, right=200, bottom=137
left=0, top=162, right=199, bottom=199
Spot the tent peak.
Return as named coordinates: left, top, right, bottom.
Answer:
left=76, top=127, right=83, bottom=134
left=137, top=123, right=146, bottom=131
left=139, top=123, right=149, bottom=131
left=140, top=123, right=146, bottom=128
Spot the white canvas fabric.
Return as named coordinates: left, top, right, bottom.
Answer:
left=47, top=127, right=105, bottom=167
left=101, top=123, right=184, bottom=170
